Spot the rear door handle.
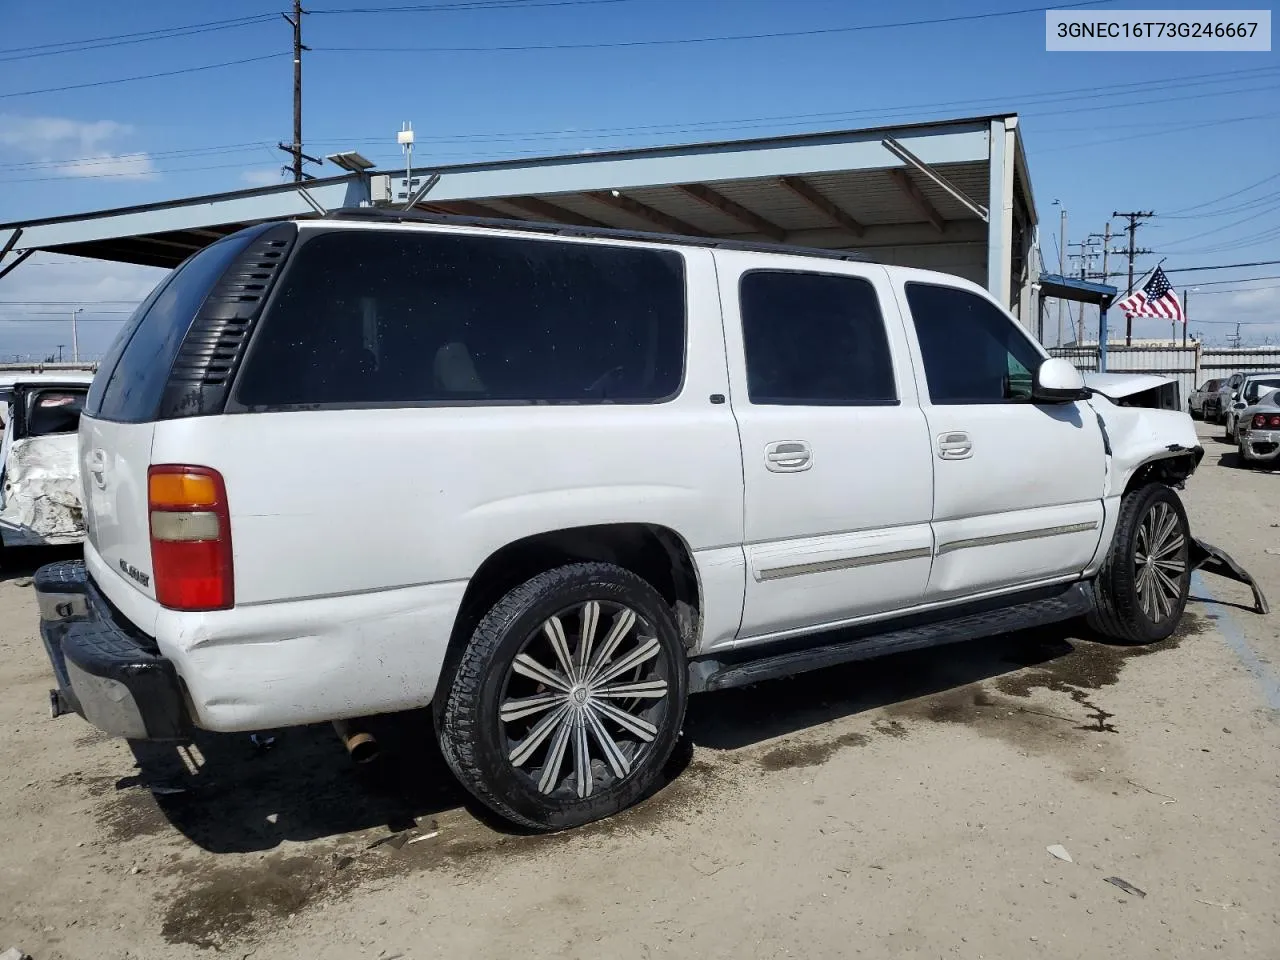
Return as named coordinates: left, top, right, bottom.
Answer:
left=765, top=440, right=812, bottom=473
left=937, top=431, right=973, bottom=460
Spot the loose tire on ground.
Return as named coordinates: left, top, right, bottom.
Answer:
left=437, top=562, right=688, bottom=831
left=1088, top=483, right=1191, bottom=645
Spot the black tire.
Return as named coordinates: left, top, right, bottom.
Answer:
left=1237, top=444, right=1255, bottom=469
left=1188, top=403, right=1200, bottom=421
left=1088, top=483, right=1191, bottom=645
left=437, top=562, right=687, bottom=831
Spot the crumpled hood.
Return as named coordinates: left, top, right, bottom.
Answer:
left=1083, top=372, right=1174, bottom=400
left=0, top=434, right=85, bottom=545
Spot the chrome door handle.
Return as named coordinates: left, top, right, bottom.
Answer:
left=937, top=432, right=973, bottom=460
left=765, top=441, right=812, bottom=473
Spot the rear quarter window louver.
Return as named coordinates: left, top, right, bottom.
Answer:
left=159, top=223, right=298, bottom=419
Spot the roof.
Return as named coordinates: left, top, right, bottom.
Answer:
left=0, top=370, right=96, bottom=389
left=1038, top=273, right=1118, bottom=307
left=1, top=113, right=1034, bottom=271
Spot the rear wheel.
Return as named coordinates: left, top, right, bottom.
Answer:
left=1223, top=416, right=1236, bottom=443
left=1088, top=483, right=1191, bottom=645
left=437, top=562, right=687, bottom=831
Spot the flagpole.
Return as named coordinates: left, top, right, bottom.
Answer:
left=1183, top=288, right=1189, bottom=348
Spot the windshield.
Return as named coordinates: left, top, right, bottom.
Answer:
left=1245, top=378, right=1280, bottom=403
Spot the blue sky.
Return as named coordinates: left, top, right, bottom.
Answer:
left=1, top=0, right=1277, bottom=359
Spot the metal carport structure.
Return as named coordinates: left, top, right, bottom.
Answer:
left=0, top=113, right=1040, bottom=330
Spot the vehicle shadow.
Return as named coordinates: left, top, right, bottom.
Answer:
left=0, top=544, right=81, bottom=582
left=685, top=624, right=1071, bottom=751
left=126, top=623, right=1080, bottom=853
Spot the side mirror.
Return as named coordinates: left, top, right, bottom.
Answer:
left=1032, top=357, right=1087, bottom=403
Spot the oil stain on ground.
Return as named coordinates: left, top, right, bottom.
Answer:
left=158, top=749, right=734, bottom=948
left=757, top=731, right=870, bottom=772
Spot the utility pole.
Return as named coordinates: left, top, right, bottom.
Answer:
left=1182, top=288, right=1188, bottom=348
left=278, top=1, right=319, bottom=182
left=71, top=307, right=82, bottom=362
left=1113, top=210, right=1154, bottom=346
left=1054, top=201, right=1067, bottom=346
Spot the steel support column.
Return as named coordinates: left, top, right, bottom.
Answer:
left=987, top=118, right=1017, bottom=309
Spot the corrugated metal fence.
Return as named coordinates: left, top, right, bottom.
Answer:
left=1048, top=345, right=1280, bottom=410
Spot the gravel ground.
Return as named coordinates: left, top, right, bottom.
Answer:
left=0, top=421, right=1276, bottom=960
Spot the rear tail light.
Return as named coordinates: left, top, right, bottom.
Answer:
left=148, top=465, right=233, bottom=611
left=1252, top=414, right=1280, bottom=430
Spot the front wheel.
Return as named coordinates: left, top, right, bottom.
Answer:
left=1088, top=483, right=1191, bottom=644
left=437, top=562, right=688, bottom=831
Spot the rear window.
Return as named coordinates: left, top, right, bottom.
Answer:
left=1245, top=377, right=1280, bottom=402
left=26, top=389, right=86, bottom=436
left=88, top=232, right=257, bottom=423
left=234, top=229, right=686, bottom=407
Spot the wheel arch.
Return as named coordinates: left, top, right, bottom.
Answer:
left=437, top=523, right=702, bottom=705
left=1120, top=449, right=1202, bottom=498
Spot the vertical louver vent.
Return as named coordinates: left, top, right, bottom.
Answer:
left=160, top=223, right=298, bottom=419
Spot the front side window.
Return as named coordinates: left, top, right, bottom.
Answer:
left=26, top=389, right=86, bottom=436
left=738, top=270, right=896, bottom=405
left=235, top=230, right=686, bottom=407
left=904, top=282, right=1044, bottom=405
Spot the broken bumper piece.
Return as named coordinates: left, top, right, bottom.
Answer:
left=34, top=561, right=190, bottom=740
left=1190, top=539, right=1270, bottom=615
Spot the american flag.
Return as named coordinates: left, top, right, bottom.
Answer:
left=1116, top=266, right=1185, bottom=323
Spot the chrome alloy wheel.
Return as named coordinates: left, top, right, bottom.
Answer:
left=499, top=601, right=671, bottom=800
left=1133, top=500, right=1188, bottom=623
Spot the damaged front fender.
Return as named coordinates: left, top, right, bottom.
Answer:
left=0, top=434, right=85, bottom=547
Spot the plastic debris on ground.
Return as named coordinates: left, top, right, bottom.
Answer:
left=1046, top=844, right=1073, bottom=863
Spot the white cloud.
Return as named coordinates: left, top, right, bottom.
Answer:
left=0, top=255, right=165, bottom=363
left=0, top=114, right=155, bottom=181
left=240, top=168, right=283, bottom=187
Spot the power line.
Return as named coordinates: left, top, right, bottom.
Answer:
left=1160, top=171, right=1280, bottom=217
left=1181, top=274, right=1280, bottom=287
left=0, top=15, right=277, bottom=63
left=5, top=64, right=1268, bottom=171
left=1163, top=259, right=1280, bottom=273
left=313, top=0, right=632, bottom=12
left=0, top=53, right=287, bottom=100
left=1159, top=202, right=1280, bottom=248
left=315, top=0, right=1116, bottom=53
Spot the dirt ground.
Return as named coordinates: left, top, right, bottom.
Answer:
left=1, top=421, right=1277, bottom=960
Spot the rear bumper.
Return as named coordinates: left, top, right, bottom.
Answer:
left=35, top=561, right=190, bottom=741
left=1241, top=429, right=1280, bottom=463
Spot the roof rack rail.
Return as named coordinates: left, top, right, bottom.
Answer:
left=322, top=206, right=869, bottom=263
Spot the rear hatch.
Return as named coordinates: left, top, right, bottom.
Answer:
left=0, top=382, right=90, bottom=545
left=79, top=226, right=282, bottom=609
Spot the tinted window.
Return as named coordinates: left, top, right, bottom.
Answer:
left=93, top=233, right=255, bottom=423
left=905, top=282, right=1044, bottom=404
left=26, top=389, right=86, bottom=436
left=235, top=230, right=685, bottom=407
left=738, top=271, right=895, bottom=405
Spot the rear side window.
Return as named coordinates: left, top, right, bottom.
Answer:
left=905, top=282, right=1044, bottom=405
left=89, top=234, right=256, bottom=423
left=26, top=389, right=86, bottom=436
left=738, top=270, right=896, bottom=405
left=234, top=230, right=686, bottom=407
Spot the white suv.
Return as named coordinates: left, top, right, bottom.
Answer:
left=36, top=212, right=1219, bottom=830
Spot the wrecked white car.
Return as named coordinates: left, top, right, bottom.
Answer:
left=0, top=372, right=95, bottom=557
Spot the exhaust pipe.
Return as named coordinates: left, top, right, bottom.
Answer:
left=332, top=719, right=380, bottom=764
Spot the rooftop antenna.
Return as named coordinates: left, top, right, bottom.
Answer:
left=398, top=122, right=415, bottom=203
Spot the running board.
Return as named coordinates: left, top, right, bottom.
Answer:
left=1190, top=538, right=1269, bottom=615
left=690, top=584, right=1095, bottom=693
